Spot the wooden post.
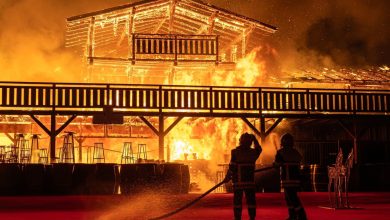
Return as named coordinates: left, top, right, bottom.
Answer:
left=50, top=113, right=56, bottom=163
left=169, top=0, right=176, bottom=34
left=260, top=117, right=266, bottom=145
left=159, top=115, right=164, bottom=161
left=87, top=17, right=95, bottom=64
left=128, top=8, right=135, bottom=60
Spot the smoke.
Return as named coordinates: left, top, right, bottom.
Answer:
left=0, top=0, right=129, bottom=82
left=2, top=0, right=387, bottom=82
left=209, top=0, right=390, bottom=70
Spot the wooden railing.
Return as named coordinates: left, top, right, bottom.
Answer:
left=132, top=34, right=218, bottom=63
left=0, top=82, right=389, bottom=117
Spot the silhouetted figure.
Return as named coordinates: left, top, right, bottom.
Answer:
left=274, top=133, right=307, bottom=220
left=224, top=133, right=262, bottom=220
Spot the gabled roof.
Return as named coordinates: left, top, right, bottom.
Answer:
left=66, top=0, right=277, bottom=60
left=67, top=0, right=277, bottom=33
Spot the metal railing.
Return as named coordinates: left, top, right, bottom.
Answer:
left=0, top=81, right=389, bottom=117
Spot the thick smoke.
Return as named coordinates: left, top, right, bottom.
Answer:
left=1, top=0, right=387, bottom=81
left=209, top=0, right=390, bottom=69
left=0, top=0, right=128, bottom=82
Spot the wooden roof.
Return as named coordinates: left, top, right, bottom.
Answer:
left=67, top=0, right=277, bottom=32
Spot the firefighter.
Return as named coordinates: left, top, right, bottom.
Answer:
left=223, top=133, right=262, bottom=220
left=274, top=133, right=307, bottom=220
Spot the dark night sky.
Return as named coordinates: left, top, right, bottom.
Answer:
left=0, top=0, right=389, bottom=81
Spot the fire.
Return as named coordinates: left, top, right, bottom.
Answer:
left=170, top=140, right=194, bottom=161
left=167, top=49, right=265, bottom=163
left=236, top=48, right=264, bottom=87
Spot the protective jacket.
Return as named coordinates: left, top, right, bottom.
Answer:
left=229, top=146, right=261, bottom=189
left=274, top=147, right=302, bottom=188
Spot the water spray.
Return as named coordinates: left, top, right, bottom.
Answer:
left=149, top=166, right=275, bottom=220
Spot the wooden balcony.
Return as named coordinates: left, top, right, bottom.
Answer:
left=89, top=34, right=219, bottom=65
left=0, top=82, right=389, bottom=118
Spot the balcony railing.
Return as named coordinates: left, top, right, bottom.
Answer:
left=0, top=82, right=389, bottom=117
left=132, top=34, right=218, bottom=63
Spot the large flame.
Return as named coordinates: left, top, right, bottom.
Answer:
left=167, top=49, right=265, bottom=164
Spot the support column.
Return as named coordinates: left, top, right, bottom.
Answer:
left=31, top=114, right=77, bottom=163
left=159, top=115, right=164, bottom=161
left=260, top=117, right=266, bottom=145
left=140, top=116, right=183, bottom=162
left=50, top=113, right=56, bottom=163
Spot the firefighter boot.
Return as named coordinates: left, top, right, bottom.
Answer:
left=248, top=208, right=256, bottom=220
left=286, top=208, right=296, bottom=220
left=296, top=207, right=307, bottom=220
left=234, top=208, right=242, bottom=220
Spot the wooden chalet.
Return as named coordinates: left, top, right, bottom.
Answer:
left=66, top=0, right=277, bottom=84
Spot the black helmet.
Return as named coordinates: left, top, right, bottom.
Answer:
left=281, top=133, right=294, bottom=148
left=239, top=132, right=252, bottom=147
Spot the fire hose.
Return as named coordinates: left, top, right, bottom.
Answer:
left=149, top=166, right=275, bottom=220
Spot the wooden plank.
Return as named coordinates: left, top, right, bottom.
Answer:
left=99, top=89, right=105, bottom=107
left=310, top=93, right=316, bottom=111
left=146, top=89, right=151, bottom=108
left=252, top=92, right=258, bottom=110
left=266, top=92, right=271, bottom=110
left=291, top=92, right=297, bottom=110
left=340, top=94, right=346, bottom=111
left=46, top=87, right=52, bottom=106
left=139, top=89, right=144, bottom=108
left=16, top=87, right=22, bottom=106
left=275, top=92, right=280, bottom=110
left=131, top=90, right=137, bottom=107
left=270, top=92, right=275, bottom=110
left=84, top=88, right=90, bottom=107
left=24, top=87, right=30, bottom=106
left=79, top=88, right=84, bottom=107
left=380, top=94, right=386, bottom=112
left=196, top=90, right=202, bottom=108
left=169, top=90, right=174, bottom=108
left=177, top=90, right=183, bottom=108
left=356, top=94, right=362, bottom=112
left=246, top=92, right=251, bottom=109
left=329, top=93, right=334, bottom=111
left=239, top=91, right=244, bottom=109
left=346, top=93, right=355, bottom=112
left=152, top=90, right=158, bottom=108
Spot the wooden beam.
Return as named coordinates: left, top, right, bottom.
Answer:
left=139, top=116, right=159, bottom=135
left=30, top=115, right=50, bottom=136
left=153, top=18, right=168, bottom=34
left=208, top=11, right=218, bottom=34
left=221, top=25, right=254, bottom=54
left=338, top=120, right=355, bottom=138
left=4, top=133, right=15, bottom=143
left=241, top=117, right=261, bottom=137
left=87, top=16, right=95, bottom=64
left=169, top=0, right=176, bottom=33
left=163, top=116, right=183, bottom=136
left=55, top=114, right=77, bottom=136
left=264, top=118, right=283, bottom=137
left=194, top=11, right=218, bottom=35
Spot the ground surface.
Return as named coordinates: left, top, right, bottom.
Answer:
left=0, top=192, right=389, bottom=220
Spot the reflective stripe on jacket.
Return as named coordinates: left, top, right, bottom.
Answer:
left=229, top=147, right=261, bottom=189
left=275, top=148, right=302, bottom=188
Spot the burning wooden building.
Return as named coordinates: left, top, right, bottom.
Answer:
left=65, top=0, right=276, bottom=85
left=0, top=0, right=389, bottom=195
